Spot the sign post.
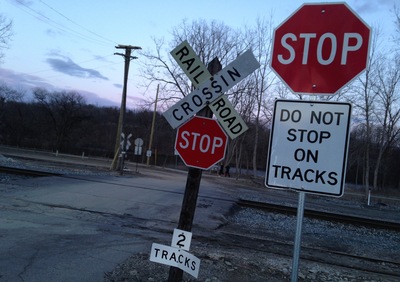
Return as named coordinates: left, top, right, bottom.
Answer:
left=268, top=3, right=370, bottom=282
left=167, top=58, right=222, bottom=282
left=159, top=40, right=259, bottom=281
left=266, top=100, right=352, bottom=281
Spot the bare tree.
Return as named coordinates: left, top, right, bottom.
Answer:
left=393, top=4, right=400, bottom=48
left=346, top=26, right=383, bottom=200
left=33, top=88, right=87, bottom=151
left=243, top=17, right=275, bottom=177
left=0, top=83, right=24, bottom=102
left=371, top=53, right=400, bottom=190
left=139, top=19, right=247, bottom=110
left=0, top=15, right=13, bottom=62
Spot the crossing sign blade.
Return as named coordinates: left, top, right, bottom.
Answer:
left=171, top=40, right=211, bottom=88
left=209, top=95, right=248, bottom=139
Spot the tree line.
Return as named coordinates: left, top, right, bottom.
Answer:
left=0, top=84, right=399, bottom=193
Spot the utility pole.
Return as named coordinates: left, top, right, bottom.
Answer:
left=146, top=84, right=159, bottom=166
left=110, top=44, right=141, bottom=172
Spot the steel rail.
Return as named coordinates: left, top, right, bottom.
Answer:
left=238, top=199, right=400, bottom=231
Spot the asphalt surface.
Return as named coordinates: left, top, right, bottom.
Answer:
left=0, top=161, right=236, bottom=281
left=1, top=146, right=399, bottom=281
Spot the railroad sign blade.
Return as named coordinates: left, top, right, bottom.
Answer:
left=163, top=49, right=260, bottom=129
left=171, top=40, right=211, bottom=88
left=209, top=95, right=248, bottom=139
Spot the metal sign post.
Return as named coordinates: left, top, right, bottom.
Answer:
left=267, top=3, right=371, bottom=281
left=291, top=191, right=306, bottom=282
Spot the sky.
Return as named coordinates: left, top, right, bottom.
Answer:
left=0, top=0, right=398, bottom=108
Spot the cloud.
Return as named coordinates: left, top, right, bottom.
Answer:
left=0, top=67, right=118, bottom=107
left=46, top=56, right=109, bottom=80
left=0, top=67, right=53, bottom=90
left=113, top=83, right=123, bottom=88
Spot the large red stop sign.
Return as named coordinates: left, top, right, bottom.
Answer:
left=175, top=116, right=227, bottom=170
left=271, top=3, right=371, bottom=95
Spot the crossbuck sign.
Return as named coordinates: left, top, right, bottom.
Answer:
left=163, top=41, right=260, bottom=133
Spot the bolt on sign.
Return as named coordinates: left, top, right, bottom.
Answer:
left=265, top=100, right=352, bottom=197
left=164, top=42, right=259, bottom=131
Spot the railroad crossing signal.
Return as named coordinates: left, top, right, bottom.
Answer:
left=163, top=42, right=259, bottom=130
left=271, top=3, right=370, bottom=95
left=162, top=41, right=259, bottom=281
left=120, top=133, right=132, bottom=151
left=168, top=40, right=251, bottom=139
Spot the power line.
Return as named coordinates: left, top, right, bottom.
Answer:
left=7, top=0, right=116, bottom=46
left=38, top=0, right=117, bottom=45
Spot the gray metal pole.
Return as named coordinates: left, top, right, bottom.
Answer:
left=291, top=191, right=306, bottom=282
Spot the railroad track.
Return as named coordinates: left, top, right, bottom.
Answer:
left=0, top=166, right=61, bottom=177
left=208, top=228, right=400, bottom=278
left=2, top=164, right=399, bottom=279
left=238, top=199, right=400, bottom=231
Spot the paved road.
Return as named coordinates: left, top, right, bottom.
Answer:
left=0, top=165, right=236, bottom=281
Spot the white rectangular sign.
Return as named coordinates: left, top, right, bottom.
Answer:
left=171, top=228, right=192, bottom=251
left=163, top=49, right=260, bottom=129
left=150, top=243, right=200, bottom=278
left=265, top=100, right=351, bottom=197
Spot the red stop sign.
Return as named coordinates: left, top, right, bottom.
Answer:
left=175, top=116, right=227, bottom=170
left=271, top=3, right=370, bottom=95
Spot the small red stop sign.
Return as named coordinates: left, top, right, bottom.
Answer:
left=175, top=116, right=227, bottom=170
left=271, top=3, right=370, bottom=95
